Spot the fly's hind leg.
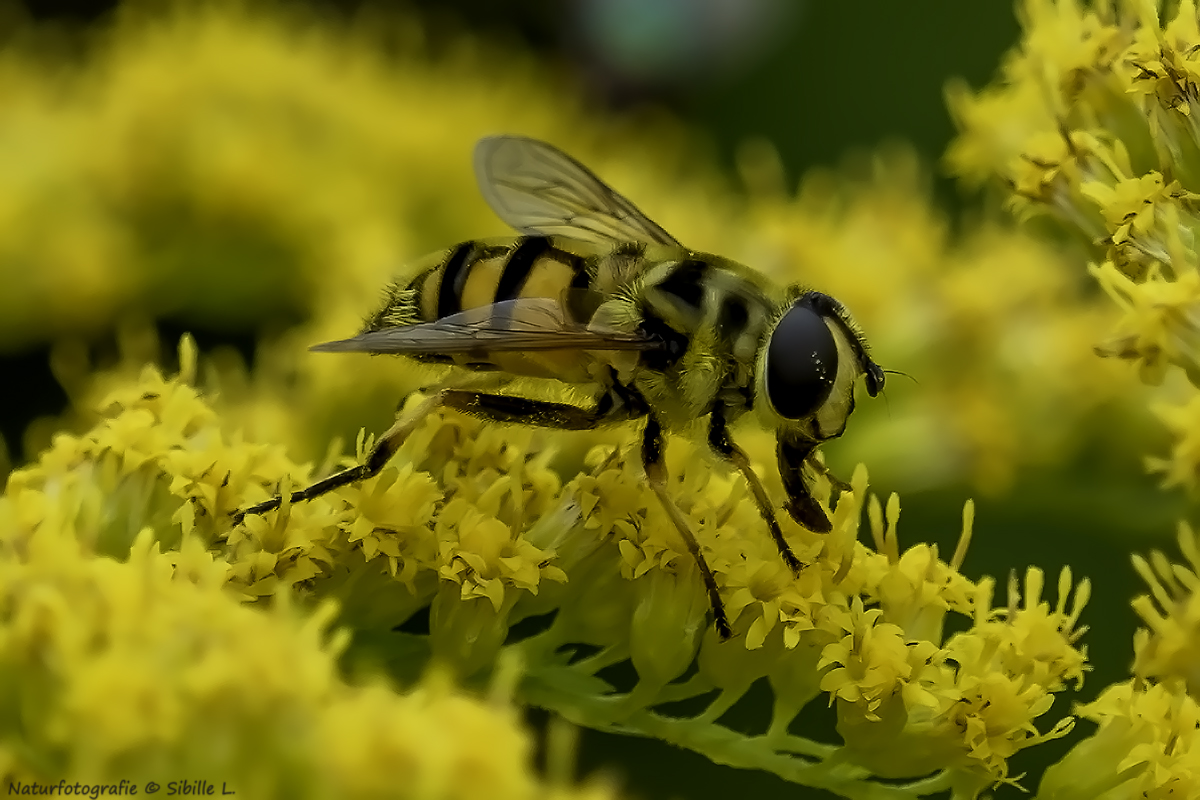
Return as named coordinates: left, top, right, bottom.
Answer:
left=232, top=390, right=449, bottom=524
left=232, top=381, right=643, bottom=524
left=642, top=415, right=733, bottom=641
left=707, top=408, right=803, bottom=575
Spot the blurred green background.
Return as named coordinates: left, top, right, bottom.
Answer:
left=0, top=1, right=1176, bottom=798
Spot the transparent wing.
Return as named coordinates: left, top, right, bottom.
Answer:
left=474, top=135, right=683, bottom=247
left=311, top=298, right=662, bottom=354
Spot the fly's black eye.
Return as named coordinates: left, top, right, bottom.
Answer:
left=765, top=303, right=838, bottom=420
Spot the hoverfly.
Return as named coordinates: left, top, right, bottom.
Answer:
left=235, top=136, right=885, bottom=640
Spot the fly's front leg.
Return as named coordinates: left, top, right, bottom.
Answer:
left=642, top=415, right=732, bottom=641
left=707, top=408, right=802, bottom=575
left=804, top=454, right=853, bottom=495
left=777, top=435, right=834, bottom=534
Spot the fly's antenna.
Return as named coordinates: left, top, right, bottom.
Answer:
left=876, top=369, right=914, bottom=417
left=883, top=368, right=916, bottom=385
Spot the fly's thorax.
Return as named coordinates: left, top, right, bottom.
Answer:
left=753, top=289, right=881, bottom=442
left=591, top=241, right=654, bottom=297
left=616, top=252, right=779, bottom=426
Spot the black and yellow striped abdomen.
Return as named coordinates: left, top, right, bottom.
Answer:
left=422, top=236, right=595, bottom=322
left=367, top=236, right=594, bottom=327
left=363, top=235, right=614, bottom=382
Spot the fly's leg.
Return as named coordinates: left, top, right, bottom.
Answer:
left=776, top=435, right=833, bottom=534
left=232, top=391, right=445, bottom=523
left=642, top=415, right=733, bottom=641
left=804, top=453, right=853, bottom=495
left=707, top=408, right=803, bottom=575
left=232, top=380, right=734, bottom=639
left=232, top=384, right=641, bottom=524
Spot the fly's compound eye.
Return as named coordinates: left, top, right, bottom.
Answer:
left=765, top=303, right=838, bottom=420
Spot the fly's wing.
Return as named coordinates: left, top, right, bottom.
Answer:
left=474, top=135, right=683, bottom=248
left=311, top=298, right=662, bottom=354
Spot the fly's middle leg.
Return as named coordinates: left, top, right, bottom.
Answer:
left=642, top=415, right=732, bottom=641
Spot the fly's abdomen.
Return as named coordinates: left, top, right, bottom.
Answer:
left=365, top=236, right=605, bottom=381
left=393, top=236, right=595, bottom=323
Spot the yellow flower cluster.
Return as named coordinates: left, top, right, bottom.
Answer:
left=1032, top=529, right=1200, bottom=799
left=2, top=336, right=1089, bottom=797
left=1132, top=522, right=1200, bottom=696
left=0, top=474, right=609, bottom=799
left=949, top=0, right=1200, bottom=796
left=948, top=0, right=1200, bottom=391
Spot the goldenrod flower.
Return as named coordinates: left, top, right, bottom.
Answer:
left=1038, top=680, right=1200, bottom=799
left=1131, top=522, right=1200, bottom=696
left=949, top=2, right=1200, bottom=797
left=1032, top=523, right=1200, bottom=799
left=0, top=497, right=607, bottom=800
left=7, top=2, right=1187, bottom=798
left=818, top=596, right=914, bottom=720
left=948, top=0, right=1200, bottom=385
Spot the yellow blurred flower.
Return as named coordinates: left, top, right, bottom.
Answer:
left=0, top=497, right=605, bottom=800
